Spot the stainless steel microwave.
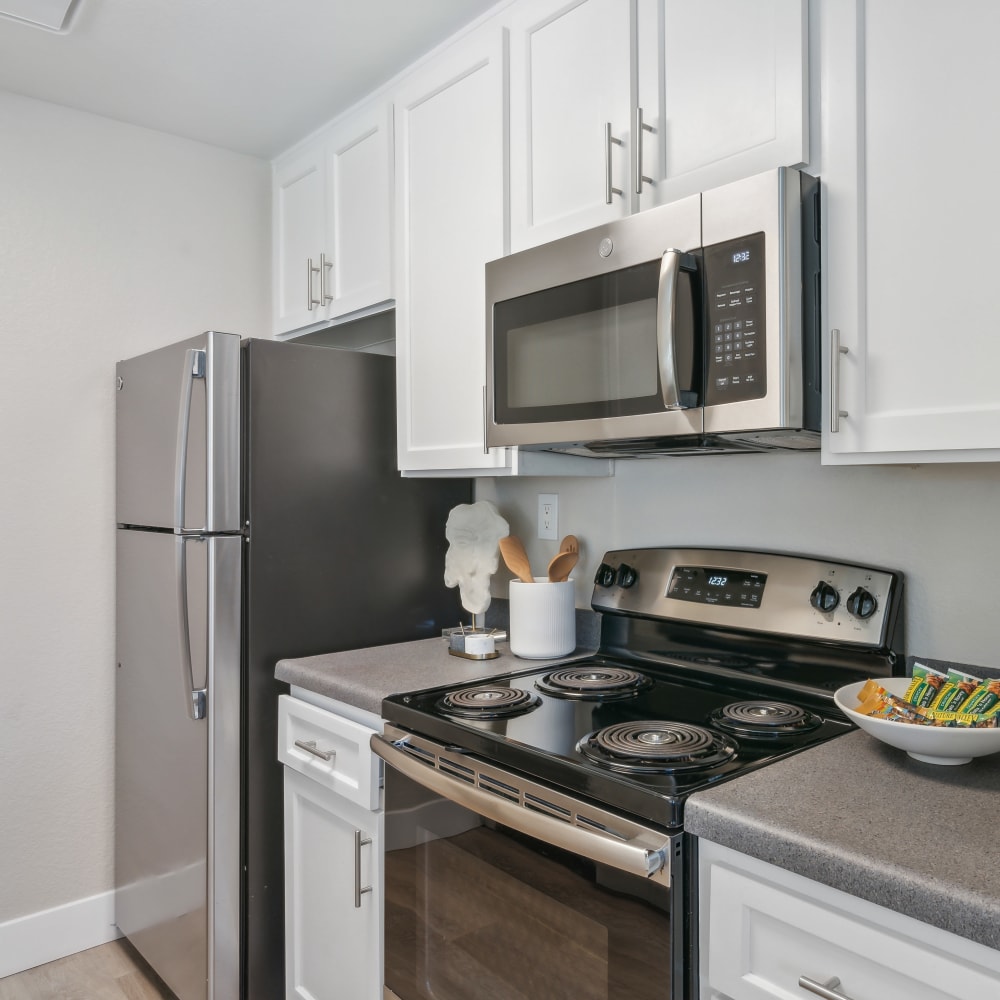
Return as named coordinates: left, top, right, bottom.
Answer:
left=485, top=167, right=820, bottom=457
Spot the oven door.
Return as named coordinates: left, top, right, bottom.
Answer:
left=373, top=727, right=687, bottom=1000
left=485, top=193, right=703, bottom=451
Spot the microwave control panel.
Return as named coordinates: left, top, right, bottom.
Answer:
left=703, top=232, right=766, bottom=405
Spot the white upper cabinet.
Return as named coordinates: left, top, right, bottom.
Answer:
left=274, top=145, right=326, bottom=333
left=822, top=0, right=1000, bottom=462
left=508, top=0, right=633, bottom=249
left=393, top=24, right=513, bottom=473
left=272, top=101, right=393, bottom=336
left=635, top=0, right=808, bottom=211
left=508, top=0, right=808, bottom=251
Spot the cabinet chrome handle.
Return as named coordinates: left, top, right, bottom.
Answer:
left=294, top=739, right=335, bottom=762
left=482, top=384, right=489, bottom=454
left=306, top=258, right=322, bottom=311
left=319, top=253, right=333, bottom=305
left=634, top=107, right=654, bottom=194
left=354, top=830, right=372, bottom=908
left=605, top=122, right=623, bottom=204
left=830, top=328, right=849, bottom=432
left=799, top=975, right=853, bottom=1000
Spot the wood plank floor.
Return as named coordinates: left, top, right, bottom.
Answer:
left=0, top=940, right=175, bottom=1000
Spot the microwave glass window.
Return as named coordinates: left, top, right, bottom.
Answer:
left=506, top=298, right=657, bottom=408
left=493, top=260, right=699, bottom=424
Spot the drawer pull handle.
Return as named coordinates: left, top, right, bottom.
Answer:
left=799, top=975, right=853, bottom=1000
left=294, top=739, right=335, bottom=762
left=354, top=830, right=372, bottom=908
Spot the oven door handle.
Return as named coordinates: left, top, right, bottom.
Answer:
left=372, top=734, right=672, bottom=885
left=656, top=248, right=698, bottom=410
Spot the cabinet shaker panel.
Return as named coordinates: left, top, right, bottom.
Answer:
left=823, top=0, right=1000, bottom=461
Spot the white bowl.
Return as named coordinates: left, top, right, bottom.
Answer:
left=834, top=677, right=1000, bottom=766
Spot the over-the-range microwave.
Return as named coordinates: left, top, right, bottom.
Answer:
left=485, top=167, right=820, bottom=457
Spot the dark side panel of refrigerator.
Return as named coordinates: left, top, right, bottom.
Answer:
left=241, top=340, right=468, bottom=998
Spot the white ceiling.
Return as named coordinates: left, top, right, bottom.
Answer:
left=0, top=0, right=500, bottom=158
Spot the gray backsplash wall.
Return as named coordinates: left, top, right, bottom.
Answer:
left=476, top=452, right=1000, bottom=671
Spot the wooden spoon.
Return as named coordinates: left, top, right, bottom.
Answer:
left=558, top=534, right=579, bottom=555
left=546, top=549, right=579, bottom=583
left=499, top=535, right=534, bottom=583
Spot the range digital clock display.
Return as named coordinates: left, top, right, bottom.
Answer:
left=667, top=566, right=766, bottom=608
left=731, top=248, right=751, bottom=264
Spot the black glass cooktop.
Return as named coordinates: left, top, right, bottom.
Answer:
left=381, top=655, right=853, bottom=829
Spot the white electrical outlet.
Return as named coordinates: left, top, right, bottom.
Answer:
left=537, top=493, right=558, bottom=540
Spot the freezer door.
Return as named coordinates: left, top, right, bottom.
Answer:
left=115, top=528, right=241, bottom=1000
left=116, top=331, right=240, bottom=532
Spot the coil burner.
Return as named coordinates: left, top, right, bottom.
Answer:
left=535, top=665, right=653, bottom=700
left=709, top=701, right=823, bottom=740
left=438, top=685, right=540, bottom=719
left=578, top=721, right=738, bottom=773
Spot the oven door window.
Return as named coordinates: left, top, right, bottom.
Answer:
left=384, top=769, right=673, bottom=1000
left=492, top=259, right=699, bottom=425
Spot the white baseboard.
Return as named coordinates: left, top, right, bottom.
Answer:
left=0, top=890, right=121, bottom=979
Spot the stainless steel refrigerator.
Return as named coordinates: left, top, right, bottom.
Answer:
left=114, top=331, right=468, bottom=1000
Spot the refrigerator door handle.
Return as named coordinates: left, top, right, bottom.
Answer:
left=176, top=534, right=207, bottom=721
left=174, top=348, right=206, bottom=530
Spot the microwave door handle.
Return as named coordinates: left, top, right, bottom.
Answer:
left=656, top=249, right=697, bottom=410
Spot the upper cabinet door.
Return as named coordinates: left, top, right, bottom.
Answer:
left=509, top=0, right=633, bottom=251
left=508, top=0, right=808, bottom=252
left=822, top=0, right=1000, bottom=462
left=272, top=101, right=394, bottom=337
left=393, top=24, right=512, bottom=473
left=324, top=102, right=393, bottom=320
left=273, top=146, right=327, bottom=334
left=635, top=0, right=808, bottom=210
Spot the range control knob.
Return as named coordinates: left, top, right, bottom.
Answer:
left=594, top=562, right=617, bottom=588
left=846, top=587, right=878, bottom=620
left=809, top=581, right=840, bottom=614
left=616, top=563, right=638, bottom=588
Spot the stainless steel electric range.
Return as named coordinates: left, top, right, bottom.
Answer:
left=374, top=548, right=905, bottom=1000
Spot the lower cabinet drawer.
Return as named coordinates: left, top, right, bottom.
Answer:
left=700, top=842, right=1000, bottom=1000
left=278, top=694, right=380, bottom=811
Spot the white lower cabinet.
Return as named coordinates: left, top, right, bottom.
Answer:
left=279, top=694, right=382, bottom=1000
left=699, top=840, right=1000, bottom=1000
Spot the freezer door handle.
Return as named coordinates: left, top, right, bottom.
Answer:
left=175, top=534, right=207, bottom=721
left=174, top=348, right=206, bottom=530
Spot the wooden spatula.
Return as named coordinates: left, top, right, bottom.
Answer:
left=499, top=535, right=534, bottom=583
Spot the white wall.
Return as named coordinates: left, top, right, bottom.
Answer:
left=0, top=93, right=269, bottom=939
left=479, top=453, right=1000, bottom=670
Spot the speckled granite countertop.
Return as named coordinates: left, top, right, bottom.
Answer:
left=275, top=627, right=598, bottom=717
left=685, top=730, right=1000, bottom=951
